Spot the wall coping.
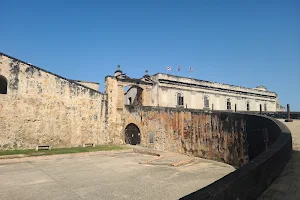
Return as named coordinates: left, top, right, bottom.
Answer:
left=69, top=79, right=100, bottom=84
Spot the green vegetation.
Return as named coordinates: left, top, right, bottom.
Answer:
left=0, top=145, right=127, bottom=157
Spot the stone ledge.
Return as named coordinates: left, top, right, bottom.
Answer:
left=139, top=155, right=164, bottom=164
left=172, top=158, right=195, bottom=167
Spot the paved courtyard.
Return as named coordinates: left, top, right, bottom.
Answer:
left=0, top=151, right=234, bottom=200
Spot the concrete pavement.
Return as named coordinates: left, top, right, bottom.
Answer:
left=0, top=150, right=234, bottom=200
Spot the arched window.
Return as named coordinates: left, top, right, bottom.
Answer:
left=247, top=101, right=250, bottom=111
left=177, top=93, right=184, bottom=106
left=204, top=96, right=209, bottom=108
left=0, top=75, right=7, bottom=94
left=226, top=99, right=231, bottom=110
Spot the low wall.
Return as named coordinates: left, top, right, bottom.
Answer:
left=180, top=114, right=292, bottom=200
left=263, top=112, right=300, bottom=120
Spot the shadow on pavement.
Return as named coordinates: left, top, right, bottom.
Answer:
left=258, top=149, right=300, bottom=200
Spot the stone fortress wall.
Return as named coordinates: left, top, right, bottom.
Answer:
left=0, top=52, right=286, bottom=151
left=105, top=75, right=153, bottom=145
left=0, top=52, right=293, bottom=200
left=180, top=115, right=292, bottom=200
left=124, top=106, right=249, bottom=167
left=0, top=53, right=108, bottom=149
left=105, top=74, right=292, bottom=199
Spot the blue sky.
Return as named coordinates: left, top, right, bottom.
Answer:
left=1, top=0, right=300, bottom=110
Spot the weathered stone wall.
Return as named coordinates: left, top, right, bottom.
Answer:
left=181, top=116, right=292, bottom=200
left=105, top=77, right=124, bottom=144
left=0, top=51, right=281, bottom=161
left=124, top=106, right=249, bottom=166
left=105, top=76, right=154, bottom=144
left=0, top=54, right=108, bottom=149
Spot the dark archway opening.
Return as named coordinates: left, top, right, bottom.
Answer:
left=124, top=85, right=144, bottom=106
left=0, top=75, right=7, bottom=94
left=125, top=123, right=141, bottom=145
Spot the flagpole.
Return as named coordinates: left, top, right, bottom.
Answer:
left=190, top=67, right=193, bottom=109
left=189, top=67, right=193, bottom=93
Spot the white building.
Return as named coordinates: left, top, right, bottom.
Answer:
left=123, top=72, right=284, bottom=112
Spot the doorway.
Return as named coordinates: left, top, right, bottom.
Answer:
left=125, top=123, right=141, bottom=145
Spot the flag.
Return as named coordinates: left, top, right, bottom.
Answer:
left=178, top=66, right=181, bottom=71
left=189, top=67, right=193, bottom=71
left=166, top=66, right=171, bottom=71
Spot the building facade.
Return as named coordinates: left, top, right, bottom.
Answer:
left=123, top=71, right=284, bottom=112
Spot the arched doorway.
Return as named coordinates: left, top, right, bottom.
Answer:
left=125, top=123, right=141, bottom=145
left=0, top=75, right=7, bottom=94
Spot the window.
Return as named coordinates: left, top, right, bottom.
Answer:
left=226, top=99, right=231, bottom=110
left=204, top=96, right=209, bottom=108
left=264, top=103, right=267, bottom=111
left=128, top=97, right=132, bottom=105
left=177, top=93, right=184, bottom=106
left=0, top=75, right=7, bottom=94
left=247, top=102, right=250, bottom=111
left=260, top=104, right=262, bottom=112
